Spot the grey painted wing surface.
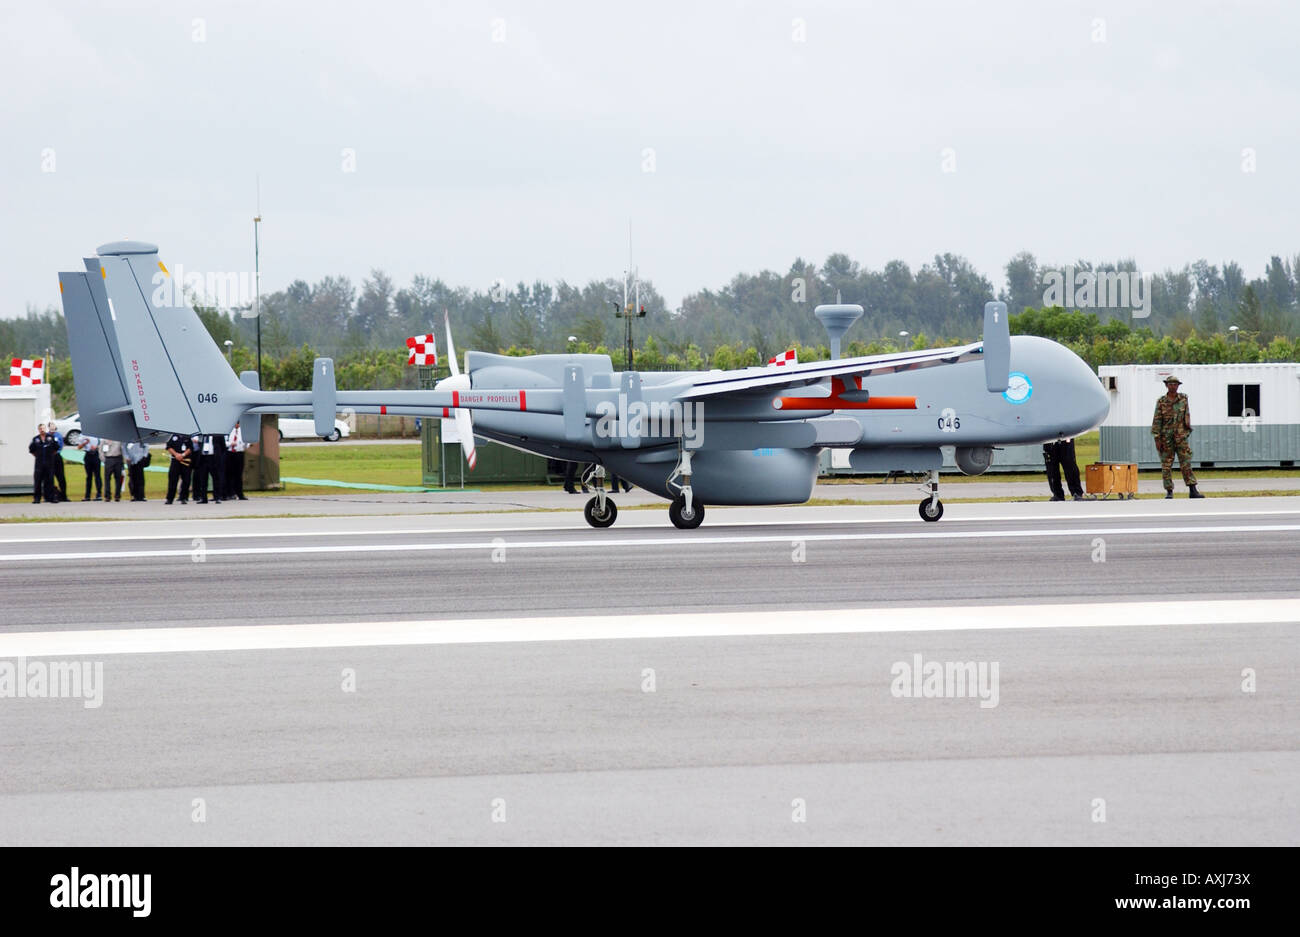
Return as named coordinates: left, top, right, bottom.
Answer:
left=676, top=344, right=985, bottom=400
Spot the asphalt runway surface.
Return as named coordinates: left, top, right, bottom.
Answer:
left=1, top=499, right=1297, bottom=844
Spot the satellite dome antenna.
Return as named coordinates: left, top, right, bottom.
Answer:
left=815, top=294, right=864, bottom=360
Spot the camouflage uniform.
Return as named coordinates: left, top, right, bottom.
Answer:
left=1151, top=380, right=1197, bottom=492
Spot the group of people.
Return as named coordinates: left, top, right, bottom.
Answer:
left=162, top=422, right=250, bottom=504
left=28, top=425, right=149, bottom=503
left=28, top=421, right=250, bottom=505
left=27, top=424, right=71, bottom=503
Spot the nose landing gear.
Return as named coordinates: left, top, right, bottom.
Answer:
left=917, top=469, right=943, bottom=522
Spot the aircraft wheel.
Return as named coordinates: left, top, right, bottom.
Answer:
left=669, top=497, right=705, bottom=529
left=584, top=496, right=617, bottom=528
left=918, top=498, right=943, bottom=522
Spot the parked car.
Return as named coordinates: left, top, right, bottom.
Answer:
left=53, top=412, right=83, bottom=446
left=277, top=417, right=352, bottom=442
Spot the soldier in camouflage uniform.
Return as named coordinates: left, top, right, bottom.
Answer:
left=1151, top=375, right=1203, bottom=498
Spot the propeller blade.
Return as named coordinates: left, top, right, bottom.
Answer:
left=444, top=310, right=460, bottom=377
left=444, top=310, right=475, bottom=469
left=455, top=406, right=476, bottom=470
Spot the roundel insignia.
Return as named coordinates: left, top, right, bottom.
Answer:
left=1002, top=372, right=1032, bottom=404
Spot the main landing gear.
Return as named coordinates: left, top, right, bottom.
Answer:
left=917, top=468, right=943, bottom=522
left=582, top=464, right=617, bottom=528
left=665, top=445, right=705, bottom=529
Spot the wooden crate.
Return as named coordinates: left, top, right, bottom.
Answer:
left=1086, top=462, right=1137, bottom=499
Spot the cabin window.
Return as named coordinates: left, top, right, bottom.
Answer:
left=1226, top=383, right=1261, bottom=418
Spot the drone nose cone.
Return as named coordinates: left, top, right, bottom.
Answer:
left=1080, top=360, right=1111, bottom=428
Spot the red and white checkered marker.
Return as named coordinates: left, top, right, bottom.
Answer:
left=767, top=348, right=797, bottom=367
left=10, top=357, right=44, bottom=385
left=406, top=334, right=438, bottom=366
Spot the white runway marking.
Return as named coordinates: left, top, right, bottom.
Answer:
left=2, top=507, right=1298, bottom=546
left=1, top=600, right=1295, bottom=656
left=1, top=523, right=1297, bottom=562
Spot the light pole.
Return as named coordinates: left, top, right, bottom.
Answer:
left=224, top=340, right=233, bottom=363
left=899, top=330, right=909, bottom=349
left=1229, top=325, right=1239, bottom=344
left=254, top=210, right=262, bottom=381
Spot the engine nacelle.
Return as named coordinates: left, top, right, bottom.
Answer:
left=954, top=446, right=994, bottom=476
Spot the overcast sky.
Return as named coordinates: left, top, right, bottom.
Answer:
left=2, top=0, right=1297, bottom=316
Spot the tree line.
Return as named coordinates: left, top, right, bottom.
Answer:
left=5, top=250, right=1297, bottom=412
left=161, top=248, right=1300, bottom=361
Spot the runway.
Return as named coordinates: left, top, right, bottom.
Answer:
left=1, top=499, right=1297, bottom=626
left=0, top=499, right=1297, bottom=844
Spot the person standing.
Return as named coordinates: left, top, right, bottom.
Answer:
left=165, top=432, right=193, bottom=504
left=100, top=438, right=124, bottom=501
left=207, top=432, right=226, bottom=504
left=124, top=439, right=150, bottom=501
left=47, top=426, right=68, bottom=502
left=1042, top=437, right=1084, bottom=501
left=1151, top=375, right=1203, bottom=499
left=77, top=434, right=102, bottom=501
left=562, top=460, right=589, bottom=494
left=28, top=424, right=58, bottom=504
left=191, top=434, right=209, bottom=503
left=225, top=421, right=249, bottom=500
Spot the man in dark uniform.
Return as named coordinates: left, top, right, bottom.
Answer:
left=207, top=432, right=226, bottom=504
left=77, top=435, right=102, bottom=501
left=48, top=427, right=68, bottom=501
left=1042, top=437, right=1085, bottom=501
left=165, top=432, right=192, bottom=504
left=191, top=434, right=211, bottom=503
left=1152, top=375, right=1203, bottom=498
left=189, top=434, right=206, bottom=504
left=28, top=424, right=58, bottom=504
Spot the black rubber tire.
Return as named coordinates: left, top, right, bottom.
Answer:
left=277, top=429, right=284, bottom=441
left=326, top=428, right=341, bottom=441
left=64, top=430, right=83, bottom=447
left=918, top=498, right=943, bottom=522
left=584, top=496, right=617, bottom=528
left=669, top=496, right=705, bottom=529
